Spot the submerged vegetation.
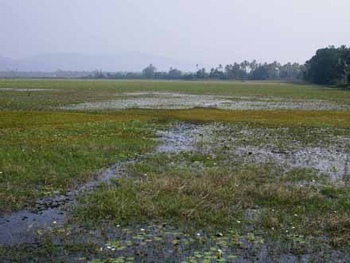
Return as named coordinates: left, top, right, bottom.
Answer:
left=1, top=79, right=350, bottom=262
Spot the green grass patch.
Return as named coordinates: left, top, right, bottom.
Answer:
left=155, top=109, right=350, bottom=128
left=76, top=154, right=350, bottom=247
left=0, top=112, right=156, bottom=212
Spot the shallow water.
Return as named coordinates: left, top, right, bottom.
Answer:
left=235, top=146, right=349, bottom=181
left=0, top=164, right=125, bottom=245
left=0, top=88, right=55, bottom=92
left=0, top=124, right=203, bottom=246
left=156, top=123, right=203, bottom=153
left=62, top=92, right=350, bottom=111
left=156, top=123, right=350, bottom=181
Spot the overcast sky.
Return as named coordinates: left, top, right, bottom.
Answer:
left=1, top=0, right=349, bottom=66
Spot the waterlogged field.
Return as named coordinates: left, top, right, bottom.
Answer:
left=0, top=80, right=350, bottom=262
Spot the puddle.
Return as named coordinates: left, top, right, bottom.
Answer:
left=0, top=88, right=56, bottom=92
left=62, top=92, right=350, bottom=111
left=0, top=164, right=127, bottom=245
left=0, top=208, right=65, bottom=245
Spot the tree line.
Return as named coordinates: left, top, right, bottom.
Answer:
left=88, top=45, right=350, bottom=86
left=89, top=61, right=304, bottom=81
left=304, top=45, right=350, bottom=85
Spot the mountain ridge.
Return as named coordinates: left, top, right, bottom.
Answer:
left=0, top=52, right=196, bottom=72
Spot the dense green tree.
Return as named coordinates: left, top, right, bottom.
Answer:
left=92, top=70, right=105, bottom=79
left=304, top=46, right=350, bottom=85
left=340, top=47, right=350, bottom=84
left=196, top=68, right=208, bottom=79
left=225, top=63, right=246, bottom=80
left=142, top=64, right=157, bottom=79
left=168, top=68, right=183, bottom=79
left=90, top=59, right=305, bottom=82
left=250, top=63, right=269, bottom=80
left=209, top=66, right=225, bottom=79
left=280, top=62, right=303, bottom=79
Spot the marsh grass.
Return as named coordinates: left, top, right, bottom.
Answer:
left=1, top=80, right=350, bottom=261
left=77, top=150, right=350, bottom=247
left=0, top=112, right=156, bottom=212
left=81, top=178, right=349, bottom=251
left=73, top=119, right=350, bottom=253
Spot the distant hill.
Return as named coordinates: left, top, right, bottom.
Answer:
left=0, top=56, right=14, bottom=71
left=1, top=52, right=196, bottom=72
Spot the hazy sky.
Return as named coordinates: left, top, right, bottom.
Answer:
left=1, top=0, right=349, bottom=66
